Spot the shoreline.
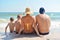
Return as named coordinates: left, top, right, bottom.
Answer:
left=0, top=20, right=60, bottom=40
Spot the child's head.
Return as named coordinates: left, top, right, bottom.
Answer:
left=10, top=17, right=14, bottom=22
left=17, top=15, right=21, bottom=19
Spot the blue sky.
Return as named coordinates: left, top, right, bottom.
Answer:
left=0, top=0, right=60, bottom=12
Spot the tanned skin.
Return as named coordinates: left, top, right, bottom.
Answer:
left=21, top=14, right=40, bottom=36
left=36, top=14, right=51, bottom=33
left=5, top=18, right=15, bottom=34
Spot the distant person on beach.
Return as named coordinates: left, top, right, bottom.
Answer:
left=5, top=17, right=15, bottom=34
left=21, top=8, right=40, bottom=36
left=36, top=7, right=51, bottom=36
left=14, top=15, right=22, bottom=34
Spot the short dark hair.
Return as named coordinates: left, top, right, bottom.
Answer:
left=39, top=7, right=45, bottom=14
left=10, top=17, right=14, bottom=21
left=17, top=15, right=20, bottom=18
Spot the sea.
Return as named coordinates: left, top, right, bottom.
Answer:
left=0, top=12, right=60, bottom=40
left=0, top=12, right=60, bottom=23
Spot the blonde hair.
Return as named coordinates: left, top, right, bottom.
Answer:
left=25, top=8, right=31, bottom=14
left=25, top=8, right=30, bottom=13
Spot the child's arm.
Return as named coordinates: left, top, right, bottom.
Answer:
left=19, top=19, right=24, bottom=34
left=5, top=23, right=9, bottom=34
left=19, top=27, right=24, bottom=34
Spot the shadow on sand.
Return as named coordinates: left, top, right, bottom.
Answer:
left=1, top=32, right=39, bottom=40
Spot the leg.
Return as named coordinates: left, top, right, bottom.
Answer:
left=10, top=31, right=13, bottom=33
left=19, top=28, right=24, bottom=34
left=33, top=26, right=40, bottom=36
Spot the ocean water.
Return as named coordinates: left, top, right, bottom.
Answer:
left=0, top=12, right=60, bottom=40
left=0, top=12, right=60, bottom=23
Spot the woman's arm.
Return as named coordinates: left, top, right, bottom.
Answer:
left=32, top=18, right=40, bottom=36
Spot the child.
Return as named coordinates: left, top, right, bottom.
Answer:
left=5, top=17, right=15, bottom=34
left=15, top=15, right=23, bottom=34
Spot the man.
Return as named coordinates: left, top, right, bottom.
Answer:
left=36, top=7, right=51, bottom=35
left=21, top=8, right=40, bottom=36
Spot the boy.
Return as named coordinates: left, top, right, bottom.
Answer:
left=5, top=17, right=15, bottom=34
left=15, top=15, right=22, bottom=34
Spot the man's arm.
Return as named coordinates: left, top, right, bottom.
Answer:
left=47, top=17, right=51, bottom=28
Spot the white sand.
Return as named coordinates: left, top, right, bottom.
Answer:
left=0, top=21, right=60, bottom=40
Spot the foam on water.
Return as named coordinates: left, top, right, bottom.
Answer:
left=0, top=20, right=60, bottom=40
left=0, top=12, right=60, bottom=40
left=0, top=18, right=9, bottom=23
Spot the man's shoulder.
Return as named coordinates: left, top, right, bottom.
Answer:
left=45, top=14, right=50, bottom=18
left=36, top=15, right=39, bottom=18
left=36, top=15, right=39, bottom=17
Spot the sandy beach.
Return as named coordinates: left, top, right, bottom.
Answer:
left=0, top=0, right=60, bottom=40
left=0, top=20, right=60, bottom=40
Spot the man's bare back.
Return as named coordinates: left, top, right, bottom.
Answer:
left=36, top=7, right=51, bottom=35
left=36, top=14, right=50, bottom=34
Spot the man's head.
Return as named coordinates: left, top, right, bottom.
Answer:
left=25, top=8, right=31, bottom=15
left=39, top=7, right=45, bottom=14
left=10, top=17, right=14, bottom=22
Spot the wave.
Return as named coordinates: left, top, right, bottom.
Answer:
left=0, top=18, right=9, bottom=23
left=0, top=18, right=17, bottom=23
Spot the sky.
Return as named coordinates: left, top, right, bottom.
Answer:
left=0, top=0, right=60, bottom=12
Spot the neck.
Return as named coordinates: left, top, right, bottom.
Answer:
left=26, top=14, right=30, bottom=16
left=40, top=13, right=45, bottom=14
left=18, top=19, right=20, bottom=20
left=10, top=21, right=13, bottom=23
